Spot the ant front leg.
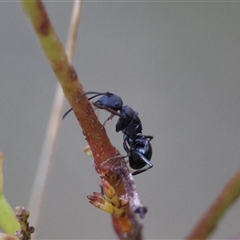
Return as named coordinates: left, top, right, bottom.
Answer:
left=103, top=113, right=115, bottom=127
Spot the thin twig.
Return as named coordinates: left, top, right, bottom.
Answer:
left=27, top=1, right=82, bottom=235
left=186, top=167, right=240, bottom=240
left=65, top=0, right=82, bottom=62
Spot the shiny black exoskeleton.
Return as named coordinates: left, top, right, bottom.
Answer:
left=123, top=133, right=153, bottom=175
left=63, top=91, right=153, bottom=175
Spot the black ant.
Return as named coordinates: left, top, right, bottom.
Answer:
left=63, top=91, right=153, bottom=176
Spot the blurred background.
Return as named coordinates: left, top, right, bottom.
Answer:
left=0, top=1, right=240, bottom=239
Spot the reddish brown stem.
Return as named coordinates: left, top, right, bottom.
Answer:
left=186, top=167, right=240, bottom=240
left=20, top=1, right=145, bottom=239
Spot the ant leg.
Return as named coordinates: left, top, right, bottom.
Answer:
left=92, top=102, right=122, bottom=117
left=62, top=108, right=73, bottom=120
left=101, top=152, right=128, bottom=167
left=112, top=138, right=130, bottom=164
left=101, top=136, right=130, bottom=167
left=143, top=135, right=154, bottom=141
left=102, top=138, right=130, bottom=167
left=132, top=166, right=152, bottom=175
left=103, top=113, right=115, bottom=127
left=132, top=164, right=153, bottom=175
left=104, top=150, right=130, bottom=165
left=131, top=151, right=153, bottom=176
left=123, top=137, right=131, bottom=159
left=93, top=103, right=114, bottom=127
left=105, top=107, right=122, bottom=117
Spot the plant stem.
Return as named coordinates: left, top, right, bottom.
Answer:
left=0, top=153, right=20, bottom=235
left=20, top=1, right=144, bottom=238
left=186, top=167, right=240, bottom=240
left=28, top=0, right=82, bottom=236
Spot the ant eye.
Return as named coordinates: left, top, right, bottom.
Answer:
left=114, top=101, right=120, bottom=106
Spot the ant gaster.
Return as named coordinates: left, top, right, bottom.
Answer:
left=63, top=91, right=153, bottom=175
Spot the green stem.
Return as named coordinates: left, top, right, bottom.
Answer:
left=0, top=153, right=19, bottom=235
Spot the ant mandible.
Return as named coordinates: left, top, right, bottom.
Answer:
left=63, top=91, right=153, bottom=176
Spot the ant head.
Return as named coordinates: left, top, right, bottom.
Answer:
left=94, top=92, right=123, bottom=111
left=62, top=91, right=123, bottom=120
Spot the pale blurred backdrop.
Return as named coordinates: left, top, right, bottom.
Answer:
left=0, top=1, right=240, bottom=239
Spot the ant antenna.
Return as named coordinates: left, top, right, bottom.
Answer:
left=77, top=91, right=108, bottom=101
left=62, top=108, right=73, bottom=120
left=62, top=91, right=108, bottom=120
